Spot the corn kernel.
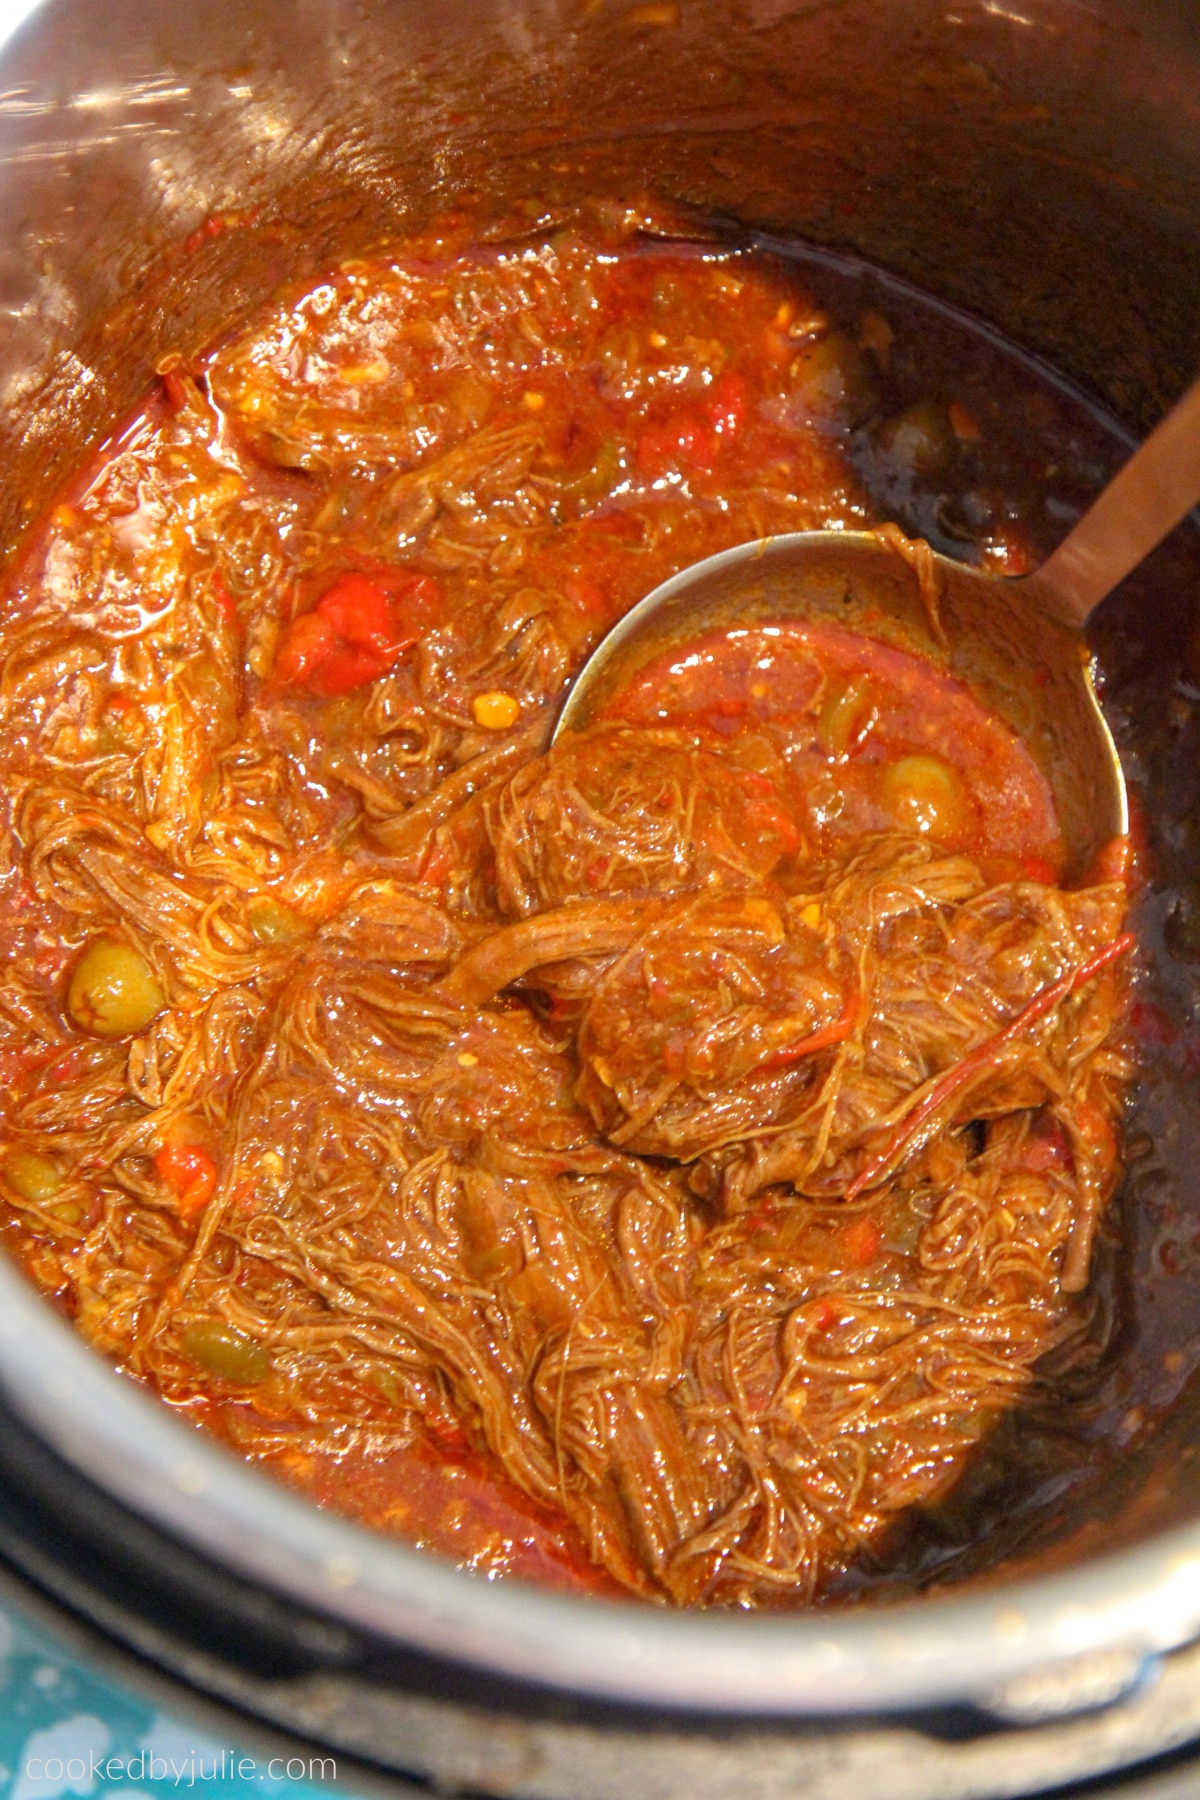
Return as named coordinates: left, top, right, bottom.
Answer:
left=522, top=391, right=545, bottom=411
left=473, top=691, right=520, bottom=730
left=800, top=903, right=822, bottom=929
left=457, top=1051, right=479, bottom=1068
left=648, top=330, right=668, bottom=349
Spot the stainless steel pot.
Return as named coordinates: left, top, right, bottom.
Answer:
left=2, top=0, right=1200, bottom=1791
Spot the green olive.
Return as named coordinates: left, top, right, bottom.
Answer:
left=880, top=754, right=966, bottom=843
left=67, top=936, right=165, bottom=1039
left=3, top=1149, right=64, bottom=1203
left=179, top=1320, right=272, bottom=1385
left=789, top=330, right=877, bottom=426
left=246, top=896, right=307, bottom=947
left=875, top=399, right=957, bottom=477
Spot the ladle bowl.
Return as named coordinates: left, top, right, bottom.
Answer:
left=555, top=527, right=1122, bottom=881
left=557, top=373, right=1200, bottom=882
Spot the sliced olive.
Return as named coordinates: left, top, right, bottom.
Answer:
left=558, top=438, right=621, bottom=510
left=67, top=936, right=165, bottom=1039
left=3, top=1149, right=64, bottom=1204
left=817, top=673, right=875, bottom=758
left=179, top=1320, right=271, bottom=1385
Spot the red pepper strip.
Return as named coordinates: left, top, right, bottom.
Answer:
left=161, top=368, right=189, bottom=412
left=845, top=931, right=1136, bottom=1201
left=840, top=1214, right=882, bottom=1268
left=808, top=1296, right=842, bottom=1332
left=212, top=578, right=239, bottom=629
left=760, top=986, right=858, bottom=1071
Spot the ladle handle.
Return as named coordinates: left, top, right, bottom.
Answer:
left=1034, top=373, right=1200, bottom=627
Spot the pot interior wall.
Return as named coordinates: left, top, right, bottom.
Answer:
left=4, top=0, right=1200, bottom=572
left=1, top=0, right=1199, bottom=1579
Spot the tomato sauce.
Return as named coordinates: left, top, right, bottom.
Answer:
left=235, top=1411, right=623, bottom=1595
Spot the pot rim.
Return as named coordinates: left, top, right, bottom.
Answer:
left=0, top=1253, right=1196, bottom=1716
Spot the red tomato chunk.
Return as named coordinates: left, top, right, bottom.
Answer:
left=274, top=569, right=443, bottom=697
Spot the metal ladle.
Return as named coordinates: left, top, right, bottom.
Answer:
left=556, top=377, right=1200, bottom=879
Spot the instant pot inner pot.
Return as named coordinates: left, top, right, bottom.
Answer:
left=2, top=0, right=1200, bottom=1754
left=4, top=0, right=1200, bottom=556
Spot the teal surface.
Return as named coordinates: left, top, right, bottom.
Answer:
left=0, top=1599, right=356, bottom=1799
